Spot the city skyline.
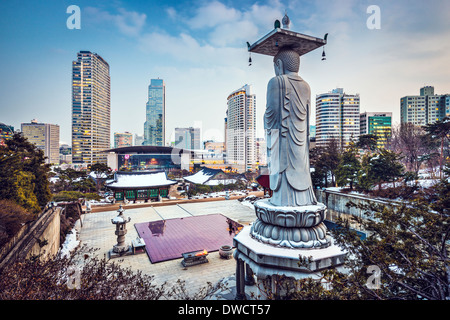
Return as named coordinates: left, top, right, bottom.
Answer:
left=1, top=0, right=450, bottom=147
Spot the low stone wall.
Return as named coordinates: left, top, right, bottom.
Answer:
left=27, top=207, right=61, bottom=260
left=314, top=189, right=393, bottom=233
left=0, top=206, right=61, bottom=270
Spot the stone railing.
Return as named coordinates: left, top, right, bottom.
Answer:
left=314, top=188, right=401, bottom=238
left=314, top=188, right=391, bottom=222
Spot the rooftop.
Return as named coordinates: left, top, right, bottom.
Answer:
left=183, top=168, right=236, bottom=185
left=106, top=171, right=177, bottom=189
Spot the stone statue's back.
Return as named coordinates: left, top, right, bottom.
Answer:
left=265, top=73, right=316, bottom=207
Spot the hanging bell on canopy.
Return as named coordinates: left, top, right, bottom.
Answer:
left=321, top=33, right=328, bottom=61
left=247, top=42, right=252, bottom=66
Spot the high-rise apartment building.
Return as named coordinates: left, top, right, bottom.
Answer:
left=21, top=119, right=60, bottom=164
left=114, top=132, right=133, bottom=148
left=226, top=84, right=256, bottom=172
left=144, top=78, right=165, bottom=146
left=360, top=112, right=392, bottom=148
left=174, top=127, right=200, bottom=150
left=400, top=86, right=450, bottom=126
left=315, top=88, right=360, bottom=149
left=72, top=51, right=111, bottom=165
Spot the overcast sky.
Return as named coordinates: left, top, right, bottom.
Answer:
left=1, top=0, right=449, bottom=146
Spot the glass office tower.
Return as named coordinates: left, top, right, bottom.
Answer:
left=72, top=51, right=111, bottom=165
left=360, top=112, right=392, bottom=148
left=144, top=79, right=165, bottom=146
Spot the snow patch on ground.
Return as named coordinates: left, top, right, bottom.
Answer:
left=240, top=200, right=255, bottom=210
left=59, top=226, right=80, bottom=258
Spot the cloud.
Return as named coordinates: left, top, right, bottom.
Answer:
left=163, top=1, right=284, bottom=47
left=208, top=20, right=259, bottom=47
left=84, top=6, right=146, bottom=37
left=166, top=7, right=177, bottom=20
left=186, top=1, right=241, bottom=29
left=137, top=30, right=247, bottom=68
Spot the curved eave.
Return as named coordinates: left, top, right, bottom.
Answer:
left=106, top=182, right=176, bottom=190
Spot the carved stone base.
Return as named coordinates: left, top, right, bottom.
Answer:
left=234, top=226, right=347, bottom=276
left=250, top=199, right=331, bottom=249
left=108, top=247, right=132, bottom=259
left=250, top=219, right=330, bottom=248
left=113, top=244, right=130, bottom=253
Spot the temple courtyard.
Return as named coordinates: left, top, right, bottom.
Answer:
left=74, top=197, right=260, bottom=299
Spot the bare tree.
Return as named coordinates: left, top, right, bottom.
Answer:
left=388, top=123, right=435, bottom=174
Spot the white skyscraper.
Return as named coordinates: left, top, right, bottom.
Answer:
left=316, top=88, right=360, bottom=149
left=226, top=84, right=256, bottom=172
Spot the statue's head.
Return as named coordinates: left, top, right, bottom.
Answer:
left=273, top=48, right=300, bottom=75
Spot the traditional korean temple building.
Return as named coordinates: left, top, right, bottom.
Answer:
left=106, top=170, right=177, bottom=202
left=183, top=168, right=236, bottom=186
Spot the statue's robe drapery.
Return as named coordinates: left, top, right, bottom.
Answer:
left=264, top=74, right=317, bottom=206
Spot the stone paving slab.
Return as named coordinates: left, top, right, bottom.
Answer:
left=153, top=204, right=192, bottom=220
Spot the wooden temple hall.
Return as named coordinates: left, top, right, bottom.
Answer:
left=106, top=171, right=177, bottom=202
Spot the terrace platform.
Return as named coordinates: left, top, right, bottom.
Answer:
left=75, top=199, right=257, bottom=298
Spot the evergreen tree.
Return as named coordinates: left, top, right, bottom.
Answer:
left=336, top=142, right=361, bottom=190
left=309, top=139, right=341, bottom=188
left=90, top=163, right=113, bottom=192
left=358, top=149, right=404, bottom=191
left=0, top=133, right=51, bottom=213
left=310, top=146, right=328, bottom=188
left=323, top=138, right=341, bottom=187
left=357, top=134, right=378, bottom=152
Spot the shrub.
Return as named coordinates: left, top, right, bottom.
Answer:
left=0, top=199, right=35, bottom=247
left=52, top=191, right=101, bottom=202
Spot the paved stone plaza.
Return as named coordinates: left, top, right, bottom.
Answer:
left=75, top=199, right=258, bottom=299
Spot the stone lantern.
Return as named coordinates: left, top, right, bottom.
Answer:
left=110, top=204, right=131, bottom=257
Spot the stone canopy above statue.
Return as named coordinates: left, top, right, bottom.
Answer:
left=248, top=26, right=327, bottom=57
